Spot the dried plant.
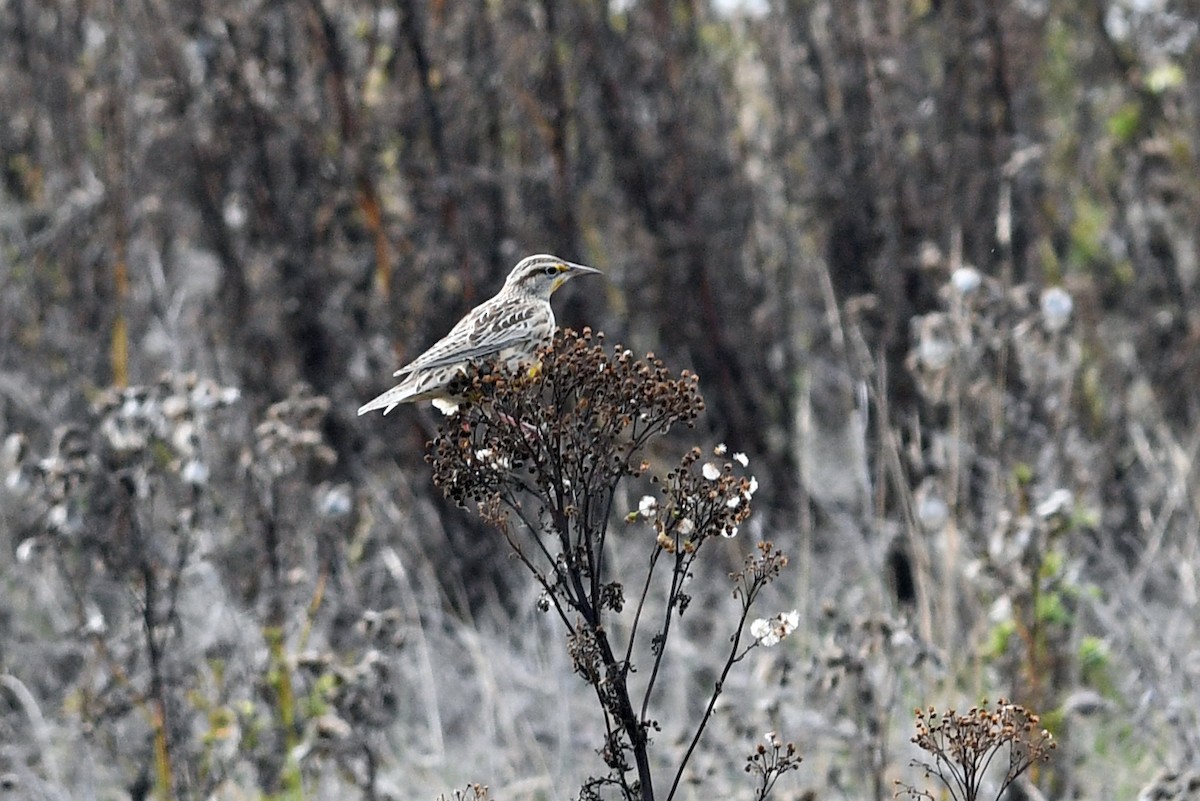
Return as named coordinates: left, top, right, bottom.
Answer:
left=744, top=732, right=803, bottom=801
left=437, top=784, right=493, bottom=801
left=896, top=699, right=1056, bottom=801
left=20, top=373, right=241, bottom=800
left=428, top=328, right=797, bottom=801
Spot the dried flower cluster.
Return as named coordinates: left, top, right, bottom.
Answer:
left=5, top=373, right=248, bottom=800
left=642, top=445, right=758, bottom=553
left=745, top=732, right=803, bottom=801
left=429, top=327, right=703, bottom=509
left=907, top=269, right=1077, bottom=409
left=17, top=373, right=240, bottom=554
left=425, top=328, right=794, bottom=801
left=251, top=383, right=338, bottom=477
left=92, top=373, right=240, bottom=457
left=750, top=609, right=800, bottom=648
left=436, top=784, right=492, bottom=801
left=897, top=699, right=1056, bottom=801
left=734, top=541, right=790, bottom=606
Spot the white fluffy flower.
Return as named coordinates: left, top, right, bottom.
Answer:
left=702, top=462, right=721, bottom=481
left=750, top=617, right=776, bottom=645
left=47, top=504, right=68, bottom=530
left=181, top=459, right=209, bottom=487
left=917, top=492, right=949, bottom=531
left=474, top=448, right=511, bottom=470
left=917, top=334, right=954, bottom=370
left=751, top=610, right=800, bottom=647
left=676, top=518, right=695, bottom=536
left=950, top=266, right=982, bottom=295
left=1035, top=488, right=1073, bottom=519
left=318, top=483, right=353, bottom=518
left=16, top=537, right=39, bottom=563
left=733, top=452, right=749, bottom=467
left=1040, top=286, right=1073, bottom=333
left=638, top=495, right=658, bottom=518
left=714, top=443, right=728, bottom=456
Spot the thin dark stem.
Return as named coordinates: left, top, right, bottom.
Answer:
left=589, top=624, right=654, bottom=801
left=162, top=501, right=194, bottom=639
left=623, top=545, right=664, bottom=669
left=580, top=490, right=602, bottom=608
left=639, top=546, right=690, bottom=724
left=976, top=738, right=1004, bottom=795
left=934, top=751, right=967, bottom=801
left=500, top=517, right=574, bottom=634
left=665, top=599, right=755, bottom=801
left=554, top=504, right=596, bottom=625
left=994, top=737, right=1029, bottom=801
left=589, top=477, right=622, bottom=603
left=502, top=497, right=557, bottom=570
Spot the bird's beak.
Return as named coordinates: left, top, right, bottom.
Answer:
left=566, top=261, right=602, bottom=277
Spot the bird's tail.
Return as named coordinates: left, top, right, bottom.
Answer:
left=357, top=380, right=417, bottom=415
left=358, top=366, right=463, bottom=415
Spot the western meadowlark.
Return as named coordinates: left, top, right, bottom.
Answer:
left=358, top=254, right=602, bottom=416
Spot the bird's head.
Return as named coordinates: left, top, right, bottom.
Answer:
left=503, top=254, right=602, bottom=299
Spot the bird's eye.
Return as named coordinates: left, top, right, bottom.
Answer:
left=544, top=265, right=561, bottom=276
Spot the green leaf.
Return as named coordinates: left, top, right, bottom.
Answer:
left=1106, top=102, right=1141, bottom=144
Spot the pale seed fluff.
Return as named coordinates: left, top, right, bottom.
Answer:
left=638, top=495, right=658, bottom=518
left=780, top=609, right=800, bottom=631
left=751, top=609, right=800, bottom=647
left=917, top=492, right=949, bottom=532
left=733, top=452, right=749, bottom=467
left=950, top=266, right=982, bottom=295
left=16, top=537, right=38, bottom=563
left=181, top=459, right=209, bottom=487
left=1035, top=487, right=1073, bottom=519
left=749, top=618, right=772, bottom=643
left=702, top=462, right=721, bottom=480
left=474, top=448, right=511, bottom=470
left=1040, top=286, right=1073, bottom=333
left=432, top=398, right=461, bottom=416
left=48, top=504, right=69, bottom=530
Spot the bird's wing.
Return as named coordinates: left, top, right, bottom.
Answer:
left=391, top=311, right=477, bottom=376
left=394, top=301, right=549, bottom=376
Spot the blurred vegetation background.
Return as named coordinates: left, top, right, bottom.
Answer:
left=1, top=0, right=1199, bottom=799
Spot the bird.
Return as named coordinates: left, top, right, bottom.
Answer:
left=358, top=254, right=602, bottom=416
